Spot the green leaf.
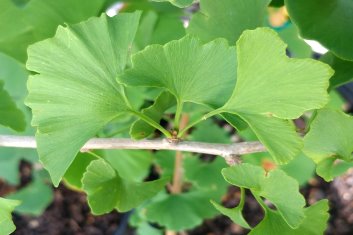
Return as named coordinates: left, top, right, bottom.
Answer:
left=211, top=201, right=250, bottom=229
left=304, top=109, right=353, bottom=162
left=0, top=143, right=37, bottom=185
left=189, top=119, right=230, bottom=144
left=0, top=0, right=111, bottom=62
left=0, top=53, right=29, bottom=105
left=130, top=92, right=176, bottom=139
left=63, top=152, right=97, bottom=190
left=145, top=191, right=219, bottom=231
left=0, top=80, right=25, bottom=132
left=285, top=0, right=353, bottom=61
left=280, top=153, right=316, bottom=186
left=270, top=0, right=284, bottom=7
left=104, top=150, right=153, bottom=182
left=26, top=13, right=141, bottom=186
left=326, top=90, right=346, bottom=110
left=211, top=188, right=251, bottom=229
left=316, top=157, right=353, bottom=182
left=187, top=0, right=271, bottom=44
left=151, top=0, right=194, bottom=8
left=82, top=159, right=168, bottom=215
left=119, top=35, right=237, bottom=109
left=136, top=222, right=163, bottom=235
left=250, top=200, right=329, bottom=235
left=304, top=109, right=353, bottom=181
left=219, top=27, right=332, bottom=163
left=222, top=27, right=331, bottom=119
left=222, top=163, right=305, bottom=228
left=277, top=23, right=312, bottom=58
left=0, top=197, right=20, bottom=235
left=321, top=52, right=353, bottom=89
left=238, top=114, right=302, bottom=164
left=6, top=178, right=53, bottom=216
left=185, top=157, right=228, bottom=194
left=135, top=11, right=185, bottom=50
left=239, top=127, right=315, bottom=186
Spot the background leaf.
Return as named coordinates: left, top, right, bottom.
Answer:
left=151, top=0, right=194, bottom=8
left=321, top=52, right=353, bottom=89
left=187, top=0, right=271, bottom=44
left=104, top=150, right=154, bottom=182
left=304, top=109, right=353, bottom=181
left=0, top=198, right=20, bottom=235
left=130, top=91, right=176, bottom=139
left=82, top=159, right=168, bottom=214
left=0, top=81, right=25, bottom=132
left=285, top=0, right=353, bottom=61
left=145, top=191, right=219, bottom=231
left=0, top=0, right=112, bottom=62
left=6, top=175, right=53, bottom=216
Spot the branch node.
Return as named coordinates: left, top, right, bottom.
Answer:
left=225, top=154, right=242, bottom=166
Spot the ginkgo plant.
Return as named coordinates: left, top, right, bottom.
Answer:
left=0, top=0, right=353, bottom=235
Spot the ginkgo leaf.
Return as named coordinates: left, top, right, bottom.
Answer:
left=0, top=0, right=112, bottom=62
left=321, top=52, right=353, bottom=89
left=130, top=91, right=176, bottom=139
left=6, top=177, right=53, bottom=216
left=119, top=35, right=237, bottom=109
left=0, top=197, right=20, bottom=235
left=151, top=0, right=195, bottom=8
left=104, top=150, right=154, bottom=182
left=304, top=109, right=353, bottom=162
left=285, top=0, right=353, bottom=61
left=211, top=188, right=251, bottom=229
left=277, top=23, right=312, bottom=58
left=63, top=152, right=97, bottom=190
left=82, top=159, right=169, bottom=215
left=222, top=28, right=331, bottom=119
left=304, top=109, right=353, bottom=181
left=187, top=0, right=271, bottom=44
left=145, top=191, right=219, bottom=231
left=222, top=163, right=305, bottom=228
left=238, top=114, right=302, bottom=164
left=0, top=80, right=26, bottom=132
left=219, top=27, right=332, bottom=163
left=25, top=12, right=141, bottom=186
left=189, top=119, right=230, bottom=144
left=134, top=10, right=185, bottom=50
left=250, top=200, right=329, bottom=235
left=212, top=201, right=250, bottom=229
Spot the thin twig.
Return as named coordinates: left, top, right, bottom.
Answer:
left=171, top=114, right=189, bottom=194
left=0, top=135, right=266, bottom=158
left=168, top=114, right=189, bottom=235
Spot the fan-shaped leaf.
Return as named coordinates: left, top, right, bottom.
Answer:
left=120, top=35, right=237, bottom=109
left=187, top=0, right=271, bottom=44
left=304, top=109, right=353, bottom=180
left=26, top=13, right=141, bottom=186
left=222, top=163, right=305, bottom=228
left=219, top=27, right=332, bottom=163
left=82, top=159, right=168, bottom=214
left=0, top=198, right=20, bottom=235
left=250, top=200, right=329, bottom=235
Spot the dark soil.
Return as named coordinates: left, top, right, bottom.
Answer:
left=12, top=185, right=132, bottom=235
left=1, top=170, right=352, bottom=235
